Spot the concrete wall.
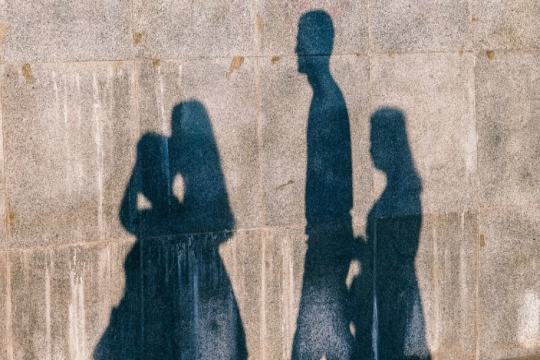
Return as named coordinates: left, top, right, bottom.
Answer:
left=0, top=0, right=539, bottom=359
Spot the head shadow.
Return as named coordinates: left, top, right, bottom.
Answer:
left=295, top=10, right=334, bottom=82
left=369, top=107, right=422, bottom=217
left=94, top=99, right=246, bottom=360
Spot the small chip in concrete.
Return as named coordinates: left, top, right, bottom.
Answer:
left=271, top=56, right=280, bottom=64
left=479, top=234, right=485, bottom=247
left=0, top=24, right=7, bottom=46
left=133, top=31, right=146, bottom=46
left=226, top=56, right=244, bottom=79
left=486, top=50, right=495, bottom=60
left=22, top=63, right=36, bottom=84
left=152, top=59, right=161, bottom=70
left=255, top=15, right=264, bottom=34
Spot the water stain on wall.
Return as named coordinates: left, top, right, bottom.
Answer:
left=226, top=56, right=244, bottom=79
left=22, top=64, right=36, bottom=84
left=6, top=203, right=16, bottom=229
left=0, top=25, right=8, bottom=46
left=133, top=31, right=146, bottom=46
left=255, top=15, right=264, bottom=34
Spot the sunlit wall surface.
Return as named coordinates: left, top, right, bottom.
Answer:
left=0, top=1, right=539, bottom=360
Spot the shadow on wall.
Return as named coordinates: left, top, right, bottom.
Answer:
left=292, top=9, right=432, bottom=360
left=93, top=100, right=247, bottom=360
left=292, top=10, right=356, bottom=360
left=351, top=108, right=432, bottom=360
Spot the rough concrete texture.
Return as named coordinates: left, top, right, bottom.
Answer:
left=0, top=252, right=11, bottom=360
left=479, top=207, right=540, bottom=360
left=476, top=50, right=540, bottom=208
left=2, top=0, right=132, bottom=62
left=133, top=0, right=255, bottom=59
left=370, top=0, right=472, bottom=53
left=3, top=62, right=137, bottom=248
left=0, top=0, right=539, bottom=359
left=417, top=211, right=478, bottom=360
left=474, top=0, right=540, bottom=51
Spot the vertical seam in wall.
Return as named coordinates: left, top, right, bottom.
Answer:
left=254, top=0, right=264, bottom=232
left=130, top=0, right=135, bottom=62
left=473, top=52, right=481, bottom=360
left=1, top=55, right=10, bottom=242
left=4, top=252, right=12, bottom=360
left=366, top=0, right=376, bottom=358
left=253, top=0, right=266, bottom=357
left=469, top=0, right=480, bottom=354
left=366, top=0, right=374, bottom=172
left=129, top=0, right=145, bottom=353
left=0, top=40, right=14, bottom=360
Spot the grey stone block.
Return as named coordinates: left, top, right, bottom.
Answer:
left=262, top=226, right=307, bottom=359
left=10, top=241, right=134, bottom=360
left=474, top=0, right=540, bottom=50
left=10, top=249, right=47, bottom=360
left=133, top=0, right=255, bottom=59
left=416, top=211, right=478, bottom=360
left=479, top=207, right=540, bottom=360
left=135, top=58, right=260, bottom=232
left=219, top=230, right=263, bottom=360
left=256, top=1, right=368, bottom=56
left=3, top=61, right=137, bottom=248
left=2, top=0, right=131, bottom=62
left=476, top=50, right=540, bottom=208
left=370, top=0, right=472, bottom=53
left=261, top=54, right=370, bottom=226
left=370, top=52, right=478, bottom=215
left=0, top=252, right=11, bottom=360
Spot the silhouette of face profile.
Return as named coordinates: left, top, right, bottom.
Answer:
left=370, top=108, right=408, bottom=174
left=295, top=10, right=334, bottom=74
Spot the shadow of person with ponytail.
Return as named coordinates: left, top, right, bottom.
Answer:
left=351, top=107, right=431, bottom=360
left=94, top=100, right=247, bottom=360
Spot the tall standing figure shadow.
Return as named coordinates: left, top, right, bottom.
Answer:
left=93, top=100, right=247, bottom=360
left=292, top=10, right=356, bottom=360
left=351, top=108, right=431, bottom=360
